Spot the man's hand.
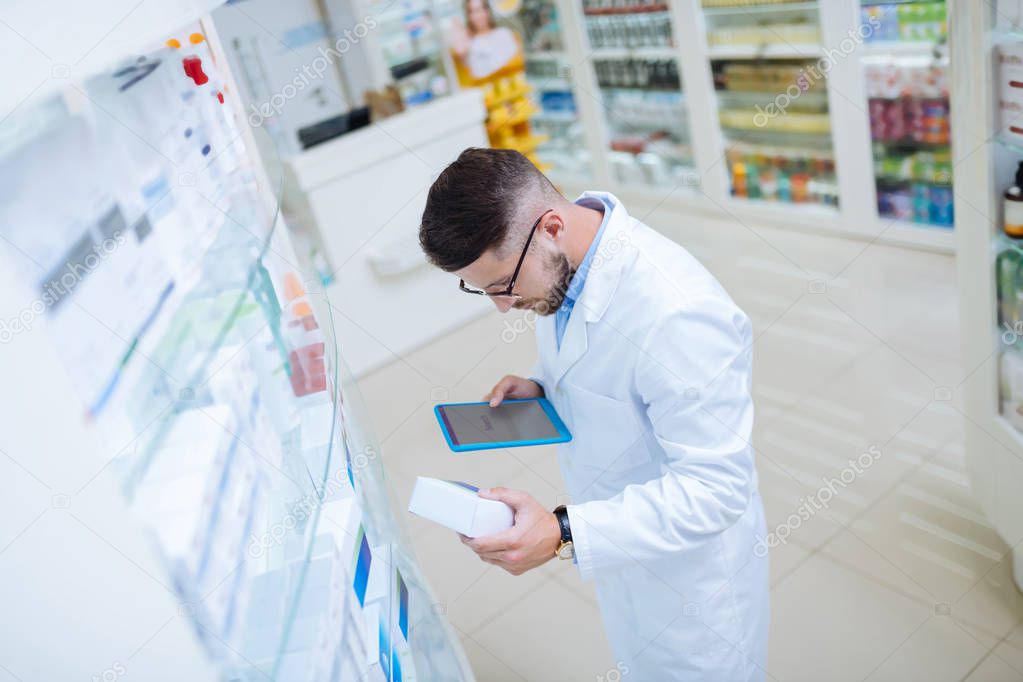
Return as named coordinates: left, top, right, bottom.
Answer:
left=460, top=487, right=561, bottom=576
left=484, top=375, right=544, bottom=407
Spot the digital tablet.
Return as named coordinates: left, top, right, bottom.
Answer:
left=433, top=398, right=572, bottom=452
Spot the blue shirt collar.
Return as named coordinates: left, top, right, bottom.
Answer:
left=562, top=195, right=612, bottom=309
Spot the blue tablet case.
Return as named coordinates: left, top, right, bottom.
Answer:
left=433, top=398, right=572, bottom=452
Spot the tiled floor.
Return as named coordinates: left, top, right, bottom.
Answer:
left=356, top=219, right=1023, bottom=681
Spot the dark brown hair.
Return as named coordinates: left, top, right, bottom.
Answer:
left=419, top=147, right=555, bottom=272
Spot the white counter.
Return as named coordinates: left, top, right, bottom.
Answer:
left=284, top=90, right=492, bottom=378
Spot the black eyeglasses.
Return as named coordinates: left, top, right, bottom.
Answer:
left=459, top=208, right=553, bottom=300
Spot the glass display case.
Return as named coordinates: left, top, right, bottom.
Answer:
left=860, top=1, right=952, bottom=227
left=0, top=18, right=470, bottom=681
left=368, top=0, right=455, bottom=106
left=521, top=0, right=593, bottom=181
left=582, top=0, right=697, bottom=189
left=953, top=0, right=1023, bottom=597
left=702, top=1, right=839, bottom=208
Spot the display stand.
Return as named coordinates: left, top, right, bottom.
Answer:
left=514, top=0, right=958, bottom=251
left=0, top=2, right=475, bottom=679
left=953, top=0, right=1023, bottom=593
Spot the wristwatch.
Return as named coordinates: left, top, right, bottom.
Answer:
left=553, top=505, right=574, bottom=560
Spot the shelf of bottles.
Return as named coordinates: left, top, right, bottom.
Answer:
left=860, top=1, right=952, bottom=227
left=702, top=0, right=838, bottom=208
left=0, top=26, right=467, bottom=681
left=997, top=233, right=1023, bottom=434
left=993, top=22, right=1023, bottom=436
left=521, top=0, right=592, bottom=181
left=370, top=0, right=453, bottom=106
left=582, top=0, right=697, bottom=189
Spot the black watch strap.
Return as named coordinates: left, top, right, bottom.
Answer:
left=553, top=505, right=572, bottom=544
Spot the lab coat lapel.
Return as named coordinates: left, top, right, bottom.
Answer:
left=548, top=192, right=632, bottom=388
left=551, top=301, right=588, bottom=385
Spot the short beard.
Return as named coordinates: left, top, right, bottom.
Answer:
left=514, top=252, right=575, bottom=316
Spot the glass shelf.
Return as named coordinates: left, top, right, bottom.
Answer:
left=0, top=30, right=470, bottom=680
left=521, top=0, right=593, bottom=181
left=368, top=0, right=453, bottom=106
left=702, top=1, right=821, bottom=50
left=701, top=1, right=821, bottom=16
left=699, top=1, right=840, bottom=207
left=860, top=0, right=951, bottom=228
left=582, top=0, right=698, bottom=189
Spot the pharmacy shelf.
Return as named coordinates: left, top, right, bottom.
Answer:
left=706, top=43, right=823, bottom=59
left=526, top=49, right=570, bottom=61
left=583, top=3, right=669, bottom=15
left=717, top=89, right=829, bottom=109
left=953, top=0, right=1023, bottom=593
left=0, top=8, right=475, bottom=679
left=121, top=211, right=282, bottom=492
left=532, top=110, right=580, bottom=123
left=530, top=76, right=574, bottom=91
left=883, top=218, right=955, bottom=248
left=700, top=1, right=820, bottom=15
left=537, top=0, right=957, bottom=250
left=858, top=40, right=948, bottom=57
left=1, top=0, right=227, bottom=118
left=97, top=155, right=355, bottom=678
left=589, top=46, right=680, bottom=59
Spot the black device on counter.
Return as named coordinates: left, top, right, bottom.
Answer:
left=298, top=106, right=371, bottom=150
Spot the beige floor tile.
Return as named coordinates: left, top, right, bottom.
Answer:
left=863, top=616, right=991, bottom=682
left=473, top=580, right=615, bottom=682
left=807, top=344, right=948, bottom=446
left=355, top=353, right=441, bottom=439
left=819, top=527, right=934, bottom=605
left=446, top=561, right=553, bottom=634
left=990, top=626, right=1023, bottom=679
left=510, top=445, right=566, bottom=502
left=550, top=568, right=600, bottom=608
left=757, top=453, right=847, bottom=551
left=750, top=323, right=870, bottom=406
left=1005, top=620, right=1023, bottom=659
left=457, top=632, right=530, bottom=682
left=824, top=244, right=960, bottom=366
left=955, top=557, right=1023, bottom=645
left=408, top=522, right=490, bottom=611
left=768, top=539, right=812, bottom=588
left=965, top=651, right=1023, bottom=682
left=841, top=453, right=1011, bottom=608
left=768, top=552, right=931, bottom=682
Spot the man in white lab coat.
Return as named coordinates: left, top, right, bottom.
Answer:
left=419, top=148, right=769, bottom=681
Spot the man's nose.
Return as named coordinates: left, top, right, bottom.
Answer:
left=493, top=297, right=514, bottom=313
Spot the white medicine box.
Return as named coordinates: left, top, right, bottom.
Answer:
left=407, top=477, right=514, bottom=538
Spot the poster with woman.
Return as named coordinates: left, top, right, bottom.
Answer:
left=447, top=0, right=523, bottom=81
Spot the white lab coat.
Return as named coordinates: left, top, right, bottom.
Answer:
left=530, top=192, right=769, bottom=681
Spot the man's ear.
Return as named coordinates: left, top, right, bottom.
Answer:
left=538, top=212, right=564, bottom=241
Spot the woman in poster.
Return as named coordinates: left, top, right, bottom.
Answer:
left=448, top=0, right=522, bottom=80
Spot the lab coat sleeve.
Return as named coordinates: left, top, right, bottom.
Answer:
left=567, top=298, right=755, bottom=581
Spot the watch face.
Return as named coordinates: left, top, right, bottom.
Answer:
left=557, top=542, right=575, bottom=560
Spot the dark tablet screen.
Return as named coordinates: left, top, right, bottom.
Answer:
left=437, top=401, right=562, bottom=446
